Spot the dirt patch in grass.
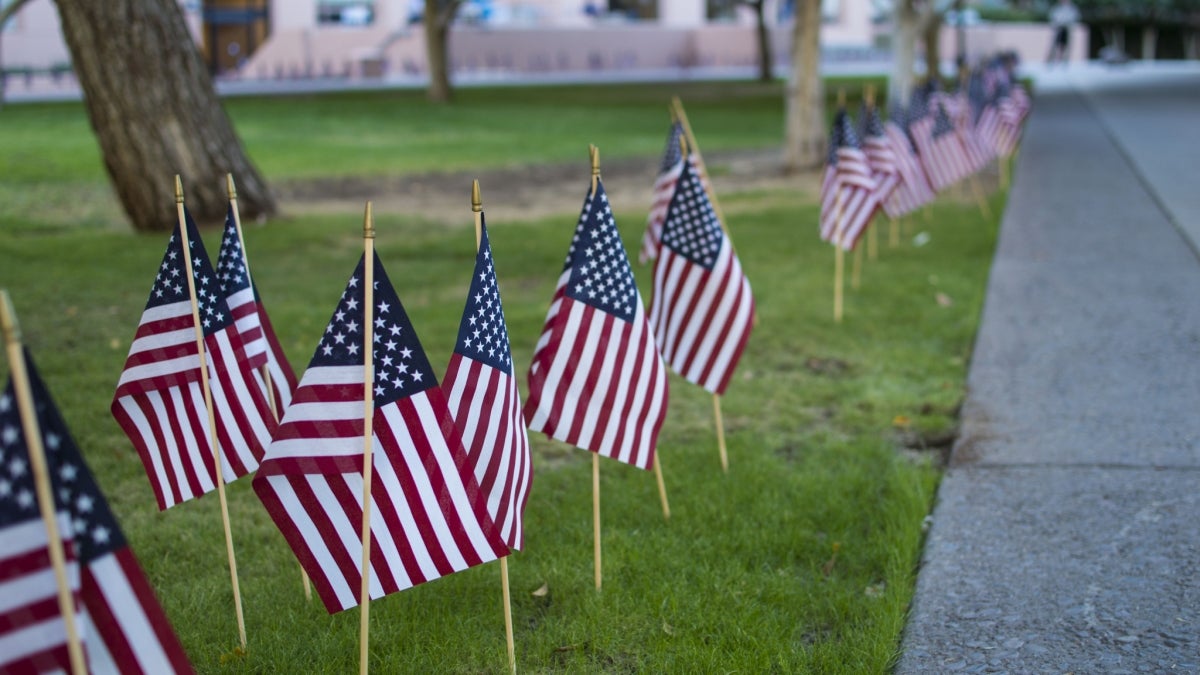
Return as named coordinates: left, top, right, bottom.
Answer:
left=273, top=148, right=813, bottom=225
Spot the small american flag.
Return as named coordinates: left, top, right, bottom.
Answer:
left=948, top=85, right=995, bottom=173
left=443, top=218, right=532, bottom=550
left=215, top=206, right=297, bottom=415
left=253, top=252, right=508, bottom=613
left=640, top=122, right=684, bottom=264
left=111, top=210, right=276, bottom=511
left=912, top=99, right=973, bottom=192
left=859, top=104, right=901, bottom=222
left=648, top=158, right=754, bottom=395
left=524, top=179, right=669, bottom=471
left=819, top=109, right=877, bottom=251
left=3, top=351, right=193, bottom=674
left=882, top=104, right=937, bottom=218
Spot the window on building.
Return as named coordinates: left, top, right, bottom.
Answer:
left=317, top=1, right=376, bottom=26
left=607, top=0, right=656, bottom=21
left=707, top=0, right=738, bottom=22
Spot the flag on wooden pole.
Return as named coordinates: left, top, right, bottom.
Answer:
left=443, top=218, right=532, bottom=551
left=882, top=104, right=937, bottom=218
left=252, top=252, right=508, bottom=613
left=639, top=121, right=685, bottom=264
left=648, top=157, right=754, bottom=395
left=2, top=350, right=193, bottom=674
left=216, top=205, right=298, bottom=413
left=819, top=109, right=877, bottom=251
left=911, top=97, right=973, bottom=193
left=524, top=179, right=669, bottom=470
left=111, top=209, right=277, bottom=510
left=858, top=103, right=901, bottom=223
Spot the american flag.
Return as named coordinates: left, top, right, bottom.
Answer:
left=3, top=351, right=193, bottom=673
left=524, top=179, right=669, bottom=471
left=648, top=158, right=754, bottom=395
left=858, top=104, right=901, bottom=222
left=252, top=252, right=508, bottom=613
left=215, top=206, right=298, bottom=415
left=911, top=98, right=973, bottom=192
left=443, top=218, right=532, bottom=551
left=111, top=210, right=276, bottom=511
left=819, top=109, right=877, bottom=251
left=640, top=122, right=685, bottom=264
left=882, top=104, right=937, bottom=218
left=948, top=85, right=995, bottom=173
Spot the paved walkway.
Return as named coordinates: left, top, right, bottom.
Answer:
left=898, top=66, right=1200, bottom=672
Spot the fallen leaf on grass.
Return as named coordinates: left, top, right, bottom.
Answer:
left=936, top=292, right=953, bottom=307
left=662, top=621, right=674, bottom=636
left=892, top=415, right=911, bottom=428
left=531, top=583, right=549, bottom=597
left=864, top=582, right=886, bottom=598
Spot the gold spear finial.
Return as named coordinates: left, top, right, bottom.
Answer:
left=226, top=173, right=237, bottom=200
left=174, top=175, right=184, bottom=204
left=472, top=180, right=482, bottom=213
left=363, top=202, right=375, bottom=239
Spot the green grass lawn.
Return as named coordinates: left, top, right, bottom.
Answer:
left=0, top=79, right=998, bottom=673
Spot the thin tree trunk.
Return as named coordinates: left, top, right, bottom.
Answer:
left=54, top=0, right=275, bottom=232
left=923, top=12, right=943, bottom=84
left=1142, top=25, right=1158, bottom=60
left=424, top=0, right=460, bottom=103
left=783, top=0, right=823, bottom=173
left=752, top=0, right=773, bottom=82
left=890, top=1, right=920, bottom=106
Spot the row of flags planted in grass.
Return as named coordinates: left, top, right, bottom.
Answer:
left=823, top=56, right=1030, bottom=252
left=1, top=99, right=756, bottom=673
left=820, top=57, right=1031, bottom=319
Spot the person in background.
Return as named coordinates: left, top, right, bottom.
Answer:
left=1047, top=0, right=1080, bottom=65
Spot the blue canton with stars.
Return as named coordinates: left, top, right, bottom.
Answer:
left=827, top=109, right=863, bottom=165
left=216, top=205, right=254, bottom=298
left=145, top=209, right=233, bottom=336
left=1, top=350, right=127, bottom=563
left=661, top=160, right=724, bottom=270
left=311, top=252, right=437, bottom=405
left=932, top=102, right=957, bottom=140
left=453, top=218, right=513, bottom=375
left=657, top=122, right=684, bottom=173
left=563, top=180, right=638, bottom=322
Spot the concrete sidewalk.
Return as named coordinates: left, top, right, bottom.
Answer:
left=897, top=70, right=1200, bottom=671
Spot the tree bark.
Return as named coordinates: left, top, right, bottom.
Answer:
left=783, top=0, right=824, bottom=173
left=424, top=0, right=461, bottom=103
left=54, top=0, right=275, bottom=232
left=922, top=11, right=943, bottom=84
left=749, top=0, right=773, bottom=82
left=890, top=1, right=920, bottom=106
left=1142, top=25, right=1158, bottom=60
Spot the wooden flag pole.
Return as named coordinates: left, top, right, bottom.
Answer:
left=226, top=175, right=312, bottom=603
left=712, top=395, right=729, bottom=473
left=473, top=181, right=517, bottom=675
left=653, top=454, right=671, bottom=519
left=0, top=292, right=88, bottom=675
left=675, top=131, right=730, bottom=477
left=588, top=146, right=603, bottom=591
left=851, top=244, right=863, bottom=290
left=358, top=203, right=377, bottom=675
left=868, top=218, right=878, bottom=261
left=175, top=176, right=248, bottom=649
left=969, top=175, right=992, bottom=220
left=833, top=191, right=846, bottom=323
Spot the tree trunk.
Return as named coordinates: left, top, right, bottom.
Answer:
left=783, top=0, right=824, bottom=173
left=890, top=1, right=920, bottom=106
left=424, top=0, right=460, bottom=103
left=752, top=0, right=773, bottom=82
left=923, top=12, right=943, bottom=85
left=1142, top=25, right=1158, bottom=60
left=54, top=0, right=275, bottom=232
